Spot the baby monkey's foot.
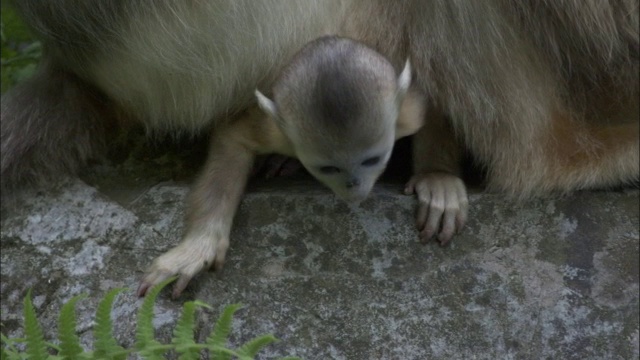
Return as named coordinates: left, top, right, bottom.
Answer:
left=252, top=155, right=303, bottom=178
left=404, top=172, right=468, bottom=245
left=137, top=229, right=229, bottom=299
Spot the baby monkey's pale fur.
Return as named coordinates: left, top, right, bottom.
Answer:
left=138, top=37, right=425, bottom=297
left=257, top=37, right=417, bottom=202
left=2, top=1, right=638, bottom=297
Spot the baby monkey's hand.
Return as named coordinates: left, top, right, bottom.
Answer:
left=404, top=172, right=468, bottom=245
left=137, top=225, right=229, bottom=299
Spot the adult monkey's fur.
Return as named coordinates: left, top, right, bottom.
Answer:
left=2, top=1, right=638, bottom=295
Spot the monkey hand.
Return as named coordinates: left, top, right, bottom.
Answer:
left=137, top=227, right=229, bottom=299
left=404, top=172, right=468, bottom=245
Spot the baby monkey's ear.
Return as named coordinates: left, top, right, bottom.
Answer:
left=394, top=60, right=423, bottom=139
left=395, top=87, right=426, bottom=140
left=255, top=90, right=278, bottom=118
left=396, top=59, right=412, bottom=103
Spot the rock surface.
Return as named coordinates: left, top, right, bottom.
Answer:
left=1, top=155, right=638, bottom=359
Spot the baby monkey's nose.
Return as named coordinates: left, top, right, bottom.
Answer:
left=346, top=178, right=361, bottom=188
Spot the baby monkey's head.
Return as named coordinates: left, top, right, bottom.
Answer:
left=256, top=36, right=419, bottom=203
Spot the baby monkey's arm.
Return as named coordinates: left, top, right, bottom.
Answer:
left=405, top=106, right=468, bottom=245
left=138, top=107, right=290, bottom=298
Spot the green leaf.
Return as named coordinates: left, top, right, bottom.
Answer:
left=1, top=3, right=40, bottom=93
left=0, top=333, right=22, bottom=360
left=57, top=294, right=86, bottom=360
left=23, top=290, right=48, bottom=360
left=3, top=284, right=296, bottom=359
left=1, top=333, right=15, bottom=351
left=10, top=63, right=36, bottom=83
left=1, top=345, right=9, bottom=360
left=237, top=334, right=279, bottom=359
left=172, top=300, right=210, bottom=360
left=0, top=4, right=35, bottom=43
left=93, top=288, right=126, bottom=360
left=135, top=277, right=176, bottom=360
left=20, top=41, right=41, bottom=57
left=206, top=303, right=243, bottom=360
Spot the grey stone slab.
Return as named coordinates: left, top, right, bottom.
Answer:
left=1, top=169, right=638, bottom=359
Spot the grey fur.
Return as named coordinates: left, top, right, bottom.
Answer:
left=271, top=36, right=399, bottom=149
left=1, top=58, right=115, bottom=202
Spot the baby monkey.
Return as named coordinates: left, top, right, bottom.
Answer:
left=138, top=36, right=426, bottom=297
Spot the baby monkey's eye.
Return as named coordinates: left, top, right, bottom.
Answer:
left=319, top=166, right=341, bottom=174
left=361, top=156, right=381, bottom=166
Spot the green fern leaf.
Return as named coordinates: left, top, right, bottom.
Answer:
left=206, top=303, right=243, bottom=360
left=57, top=294, right=86, bottom=359
left=172, top=300, right=210, bottom=360
left=93, top=288, right=126, bottom=360
left=0, top=333, right=16, bottom=358
left=237, top=334, right=278, bottom=359
left=135, top=277, right=176, bottom=360
left=0, top=333, right=22, bottom=360
left=23, top=290, right=48, bottom=360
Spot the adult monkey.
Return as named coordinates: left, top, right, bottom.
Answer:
left=2, top=1, right=638, bottom=297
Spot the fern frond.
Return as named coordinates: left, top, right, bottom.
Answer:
left=135, top=277, right=176, bottom=360
left=172, top=300, right=210, bottom=360
left=207, top=303, right=243, bottom=346
left=57, top=294, right=86, bottom=360
left=3, top=349, right=25, bottom=360
left=0, top=341, right=15, bottom=360
left=93, top=288, right=127, bottom=360
left=0, top=336, right=24, bottom=360
left=23, top=290, right=48, bottom=360
left=206, top=303, right=243, bottom=360
left=237, top=334, right=278, bottom=359
left=0, top=333, right=19, bottom=359
left=6, top=286, right=294, bottom=360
